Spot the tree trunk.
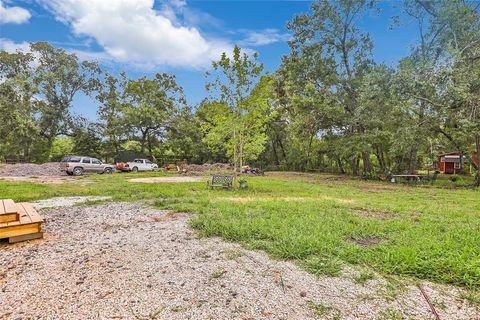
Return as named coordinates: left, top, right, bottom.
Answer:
left=233, top=127, right=237, bottom=172
left=408, top=145, right=418, bottom=174
left=23, top=142, right=30, bottom=163
left=271, top=141, right=279, bottom=165
left=475, top=135, right=480, bottom=187
left=362, top=151, right=372, bottom=174
left=304, top=131, right=314, bottom=171
left=352, top=157, right=359, bottom=175
left=374, top=145, right=386, bottom=173
left=277, top=136, right=287, bottom=161
left=140, top=130, right=148, bottom=155
left=147, top=135, right=153, bottom=159
left=239, top=138, right=243, bottom=171
left=336, top=157, right=345, bottom=174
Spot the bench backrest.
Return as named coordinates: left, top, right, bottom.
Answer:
left=211, top=175, right=233, bottom=185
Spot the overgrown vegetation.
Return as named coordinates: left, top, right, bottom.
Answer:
left=1, top=172, right=479, bottom=289
left=2, top=0, right=480, bottom=184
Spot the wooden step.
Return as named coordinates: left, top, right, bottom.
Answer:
left=0, top=202, right=44, bottom=240
left=0, top=199, right=19, bottom=223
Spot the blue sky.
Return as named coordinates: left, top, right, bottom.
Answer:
left=0, top=0, right=418, bottom=120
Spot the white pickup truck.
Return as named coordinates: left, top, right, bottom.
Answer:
left=117, top=159, right=158, bottom=172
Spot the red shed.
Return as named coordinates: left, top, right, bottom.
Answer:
left=438, top=153, right=465, bottom=174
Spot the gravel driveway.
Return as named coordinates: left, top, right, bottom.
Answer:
left=0, top=202, right=477, bottom=319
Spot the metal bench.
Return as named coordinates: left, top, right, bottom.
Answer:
left=207, top=175, right=234, bottom=189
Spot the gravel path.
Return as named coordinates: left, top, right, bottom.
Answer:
left=0, top=202, right=477, bottom=320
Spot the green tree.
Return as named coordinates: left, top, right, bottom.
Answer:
left=408, top=0, right=480, bottom=185
left=50, top=136, right=74, bottom=161
left=31, top=42, right=101, bottom=143
left=71, top=121, right=103, bottom=159
left=120, top=73, right=184, bottom=158
left=285, top=0, right=377, bottom=175
left=0, top=50, right=40, bottom=161
left=204, top=46, right=270, bottom=172
left=97, top=73, right=126, bottom=161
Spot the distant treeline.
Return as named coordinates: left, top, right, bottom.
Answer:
left=1, top=1, right=479, bottom=184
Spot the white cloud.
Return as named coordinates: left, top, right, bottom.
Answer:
left=38, top=0, right=232, bottom=69
left=0, top=38, right=30, bottom=52
left=0, top=1, right=31, bottom=24
left=239, top=29, right=291, bottom=47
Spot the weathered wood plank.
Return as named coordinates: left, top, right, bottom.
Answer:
left=0, top=203, right=32, bottom=228
left=3, top=199, right=17, bottom=214
left=18, top=203, right=44, bottom=223
left=0, top=200, right=5, bottom=215
left=0, top=213, right=18, bottom=224
left=15, top=204, right=32, bottom=224
left=0, top=202, right=44, bottom=240
left=8, top=232, right=43, bottom=243
left=0, top=223, right=40, bottom=239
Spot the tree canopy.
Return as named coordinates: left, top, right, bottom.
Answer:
left=1, top=0, right=479, bottom=184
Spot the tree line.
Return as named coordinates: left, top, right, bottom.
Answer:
left=1, top=0, right=479, bottom=184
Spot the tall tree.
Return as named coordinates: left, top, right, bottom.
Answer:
left=286, top=0, right=377, bottom=175
left=120, top=73, right=185, bottom=158
left=204, top=46, right=270, bottom=172
left=0, top=50, right=39, bottom=161
left=31, top=42, right=101, bottom=143
left=97, top=73, right=126, bottom=161
left=405, top=0, right=480, bottom=184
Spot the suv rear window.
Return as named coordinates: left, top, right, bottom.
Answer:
left=82, top=158, right=91, bottom=164
left=69, top=157, right=81, bottom=163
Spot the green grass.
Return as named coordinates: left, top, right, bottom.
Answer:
left=1, top=171, right=479, bottom=288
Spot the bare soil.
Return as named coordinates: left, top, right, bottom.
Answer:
left=0, top=175, right=89, bottom=184
left=352, top=208, right=399, bottom=220
left=348, top=236, right=384, bottom=247
left=221, top=195, right=356, bottom=205
left=129, top=176, right=204, bottom=183
left=0, top=202, right=477, bottom=319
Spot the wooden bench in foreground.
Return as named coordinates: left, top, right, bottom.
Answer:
left=0, top=199, right=44, bottom=243
left=207, top=175, right=234, bottom=189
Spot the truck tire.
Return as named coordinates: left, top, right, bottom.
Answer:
left=104, top=168, right=112, bottom=174
left=73, top=167, right=84, bottom=176
left=132, top=166, right=138, bottom=172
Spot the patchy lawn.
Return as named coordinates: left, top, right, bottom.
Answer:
left=1, top=171, right=479, bottom=290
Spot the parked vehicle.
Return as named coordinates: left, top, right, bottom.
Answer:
left=60, top=156, right=116, bottom=176
left=117, top=159, right=158, bottom=172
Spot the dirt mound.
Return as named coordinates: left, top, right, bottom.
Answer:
left=0, top=162, right=64, bottom=177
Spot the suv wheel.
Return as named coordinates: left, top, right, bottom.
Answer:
left=104, top=168, right=112, bottom=174
left=73, top=167, right=84, bottom=176
left=132, top=166, right=138, bottom=172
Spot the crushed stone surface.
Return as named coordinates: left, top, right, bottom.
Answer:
left=0, top=202, right=478, bottom=320
left=32, top=196, right=112, bottom=209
